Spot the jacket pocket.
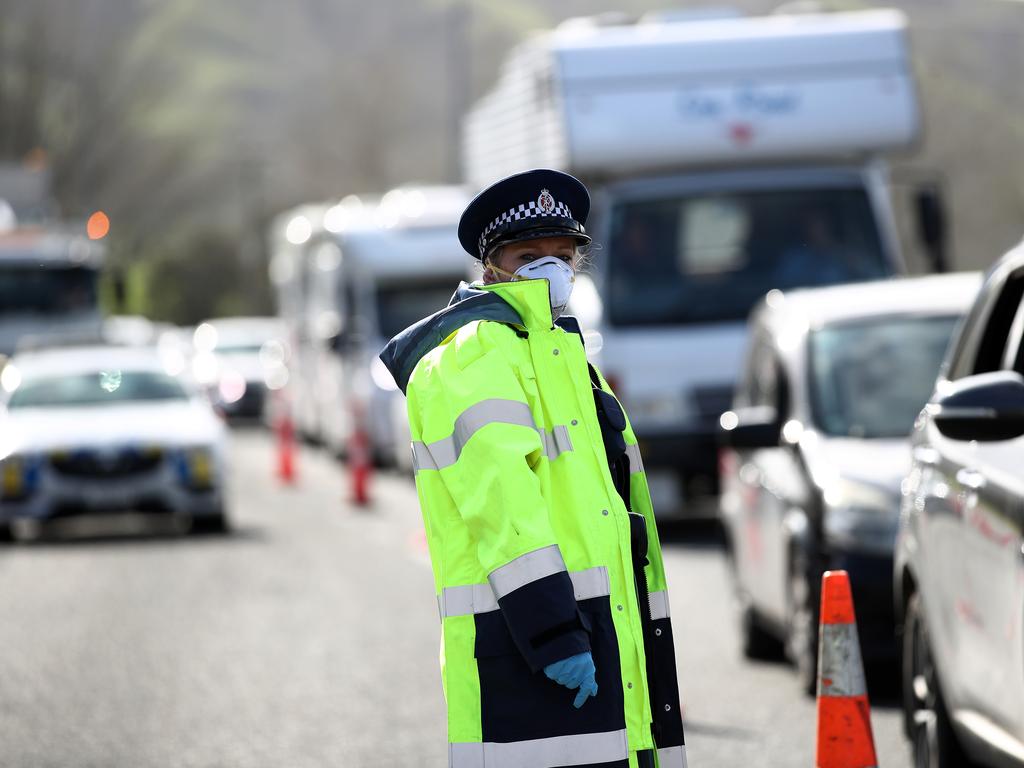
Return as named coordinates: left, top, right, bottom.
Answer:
left=474, top=596, right=626, bottom=746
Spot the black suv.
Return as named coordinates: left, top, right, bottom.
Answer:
left=895, top=239, right=1024, bottom=768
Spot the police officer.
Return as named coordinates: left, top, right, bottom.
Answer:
left=380, top=169, right=685, bottom=768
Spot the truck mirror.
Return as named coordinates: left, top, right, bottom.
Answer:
left=111, top=269, right=128, bottom=312
left=914, top=186, right=948, bottom=273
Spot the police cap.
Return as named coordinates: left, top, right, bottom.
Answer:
left=458, top=169, right=592, bottom=260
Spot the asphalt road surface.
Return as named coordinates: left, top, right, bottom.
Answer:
left=0, top=429, right=913, bottom=767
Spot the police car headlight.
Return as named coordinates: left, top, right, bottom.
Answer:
left=175, top=447, right=216, bottom=491
left=822, top=478, right=899, bottom=555
left=0, top=453, right=39, bottom=500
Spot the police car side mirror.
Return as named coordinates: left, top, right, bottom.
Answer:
left=718, top=406, right=782, bottom=449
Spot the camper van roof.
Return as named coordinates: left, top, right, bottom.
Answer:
left=318, top=185, right=472, bottom=280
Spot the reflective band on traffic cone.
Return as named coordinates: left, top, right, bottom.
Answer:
left=816, top=570, right=877, bottom=768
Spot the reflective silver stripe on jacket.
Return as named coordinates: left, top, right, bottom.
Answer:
left=411, top=398, right=573, bottom=472
left=439, top=566, right=610, bottom=618
left=449, top=727, right=629, bottom=768
left=649, top=590, right=671, bottom=620
left=658, top=745, right=688, bottom=768
left=625, top=443, right=645, bottom=475
left=489, top=544, right=566, bottom=601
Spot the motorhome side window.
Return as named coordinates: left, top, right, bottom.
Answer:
left=605, top=189, right=889, bottom=327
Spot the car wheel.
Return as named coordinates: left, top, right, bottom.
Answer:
left=903, top=592, right=976, bottom=768
left=786, top=556, right=819, bottom=696
left=191, top=513, right=230, bottom=535
left=740, top=599, right=784, bottom=660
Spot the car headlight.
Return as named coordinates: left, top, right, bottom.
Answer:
left=175, top=447, right=216, bottom=491
left=0, top=453, right=40, bottom=501
left=822, top=478, right=899, bottom=555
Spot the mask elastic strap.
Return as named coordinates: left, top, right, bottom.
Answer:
left=485, top=262, right=522, bottom=283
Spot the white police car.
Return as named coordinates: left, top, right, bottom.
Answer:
left=0, top=345, right=229, bottom=538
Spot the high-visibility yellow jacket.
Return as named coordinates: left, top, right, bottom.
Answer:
left=381, top=279, right=685, bottom=768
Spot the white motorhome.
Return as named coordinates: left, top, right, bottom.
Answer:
left=464, top=9, right=942, bottom=516
left=0, top=228, right=105, bottom=357
left=269, top=186, right=472, bottom=465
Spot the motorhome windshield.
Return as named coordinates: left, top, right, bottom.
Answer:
left=809, top=315, right=959, bottom=439
left=376, top=279, right=459, bottom=340
left=606, top=188, right=889, bottom=327
left=0, top=265, right=98, bottom=316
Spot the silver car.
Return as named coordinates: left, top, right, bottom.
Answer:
left=0, top=345, right=229, bottom=537
left=896, top=240, right=1024, bottom=768
left=719, top=273, right=980, bottom=691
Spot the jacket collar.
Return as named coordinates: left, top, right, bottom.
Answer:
left=378, top=281, right=522, bottom=394
left=479, top=278, right=554, bottom=330
left=379, top=279, right=560, bottom=394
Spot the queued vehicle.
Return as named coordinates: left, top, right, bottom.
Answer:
left=269, top=186, right=471, bottom=466
left=719, top=273, right=980, bottom=691
left=896, top=240, right=1024, bottom=768
left=465, top=9, right=948, bottom=519
left=0, top=345, right=230, bottom=538
left=191, top=316, right=289, bottom=420
left=0, top=226, right=105, bottom=356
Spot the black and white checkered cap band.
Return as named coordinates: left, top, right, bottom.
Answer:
left=478, top=199, right=574, bottom=257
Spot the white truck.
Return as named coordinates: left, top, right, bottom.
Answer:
left=0, top=228, right=105, bottom=357
left=269, top=186, right=472, bottom=465
left=464, top=9, right=944, bottom=517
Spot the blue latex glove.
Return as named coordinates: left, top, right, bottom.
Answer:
left=543, top=651, right=598, bottom=708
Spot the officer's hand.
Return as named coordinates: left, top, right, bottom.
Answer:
left=543, top=651, right=598, bottom=709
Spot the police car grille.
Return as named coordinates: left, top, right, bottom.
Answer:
left=51, top=452, right=163, bottom=478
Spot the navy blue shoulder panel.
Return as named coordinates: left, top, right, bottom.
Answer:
left=379, top=286, right=522, bottom=394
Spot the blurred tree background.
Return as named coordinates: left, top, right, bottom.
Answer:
left=0, top=0, right=1021, bottom=323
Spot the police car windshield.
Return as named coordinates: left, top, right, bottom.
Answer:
left=0, top=265, right=99, bottom=316
left=376, top=279, right=457, bottom=340
left=809, top=314, right=959, bottom=439
left=606, top=188, right=889, bottom=326
left=8, top=371, right=190, bottom=409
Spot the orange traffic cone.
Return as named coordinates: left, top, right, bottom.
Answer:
left=276, top=409, right=296, bottom=485
left=348, top=407, right=371, bottom=506
left=815, top=570, right=878, bottom=768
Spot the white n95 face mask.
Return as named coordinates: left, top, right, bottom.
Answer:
left=513, top=256, right=576, bottom=319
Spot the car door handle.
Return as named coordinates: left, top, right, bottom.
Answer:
left=956, top=468, right=986, bottom=491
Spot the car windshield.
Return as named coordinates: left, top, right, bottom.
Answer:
left=7, top=370, right=190, bottom=409
left=810, top=315, right=960, bottom=439
left=215, top=344, right=264, bottom=355
left=606, top=188, right=890, bottom=326
left=0, top=265, right=99, bottom=316
left=376, top=279, right=458, bottom=340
